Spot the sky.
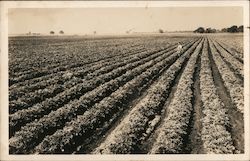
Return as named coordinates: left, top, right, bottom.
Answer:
left=8, top=7, right=243, bottom=35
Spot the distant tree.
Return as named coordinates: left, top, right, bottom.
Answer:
left=50, top=31, right=55, bottom=35
left=59, top=30, right=64, bottom=34
left=227, top=25, right=238, bottom=33
left=159, top=29, right=164, bottom=33
left=126, top=28, right=134, bottom=34
left=205, top=28, right=212, bottom=33
left=194, top=27, right=205, bottom=33
left=205, top=28, right=216, bottom=33
left=237, top=25, right=243, bottom=32
left=93, top=31, right=97, bottom=35
left=216, top=29, right=221, bottom=33
left=221, top=28, right=227, bottom=32
left=211, top=29, right=216, bottom=33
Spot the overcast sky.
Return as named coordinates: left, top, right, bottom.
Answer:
left=8, top=7, right=243, bottom=35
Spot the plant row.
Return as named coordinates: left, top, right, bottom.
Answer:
left=93, top=39, right=203, bottom=154
left=9, top=39, right=144, bottom=77
left=213, top=40, right=243, bottom=78
left=9, top=40, right=190, bottom=153
left=200, top=39, right=235, bottom=154
left=9, top=40, right=194, bottom=137
left=9, top=45, right=169, bottom=111
left=10, top=43, right=144, bottom=78
left=149, top=39, right=203, bottom=154
left=9, top=46, right=146, bottom=100
left=9, top=45, right=145, bottom=86
left=216, top=40, right=243, bottom=63
left=9, top=77, right=84, bottom=114
left=215, top=38, right=243, bottom=60
left=10, top=37, right=193, bottom=85
left=208, top=39, right=244, bottom=113
left=9, top=40, right=184, bottom=114
left=9, top=40, right=186, bottom=99
left=31, top=39, right=201, bottom=154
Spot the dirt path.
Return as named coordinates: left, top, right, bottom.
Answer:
left=81, top=40, right=200, bottom=154
left=213, top=41, right=244, bottom=82
left=140, top=45, right=195, bottom=153
left=182, top=49, right=204, bottom=154
left=73, top=45, right=187, bottom=154
left=216, top=40, right=243, bottom=63
left=208, top=44, right=244, bottom=153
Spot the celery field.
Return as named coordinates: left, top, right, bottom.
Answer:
left=8, top=34, right=244, bottom=154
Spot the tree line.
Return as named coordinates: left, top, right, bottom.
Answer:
left=194, top=25, right=243, bottom=33
left=50, top=30, right=64, bottom=35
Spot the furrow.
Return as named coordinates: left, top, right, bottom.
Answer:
left=32, top=39, right=202, bottom=154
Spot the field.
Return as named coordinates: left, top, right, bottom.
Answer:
left=8, top=33, right=244, bottom=154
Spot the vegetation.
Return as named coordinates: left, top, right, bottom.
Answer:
left=158, top=29, right=164, bottom=33
left=194, top=25, right=243, bottom=33
left=9, top=34, right=244, bottom=154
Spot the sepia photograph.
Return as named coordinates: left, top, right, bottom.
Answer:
left=0, top=1, right=249, bottom=161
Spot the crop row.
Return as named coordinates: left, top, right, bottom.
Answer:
left=9, top=37, right=152, bottom=74
left=215, top=37, right=243, bottom=57
left=9, top=44, right=175, bottom=112
left=93, top=39, right=203, bottom=154
left=10, top=43, right=144, bottom=78
left=9, top=45, right=146, bottom=86
left=10, top=37, right=192, bottom=82
left=9, top=47, right=147, bottom=100
left=9, top=40, right=195, bottom=138
left=9, top=40, right=188, bottom=99
left=9, top=40, right=188, bottom=113
left=9, top=72, right=78, bottom=101
left=149, top=39, right=203, bottom=154
left=9, top=41, right=189, bottom=153
left=213, top=41, right=243, bottom=78
left=215, top=41, right=243, bottom=63
left=9, top=38, right=145, bottom=75
left=200, top=39, right=235, bottom=154
left=208, top=39, right=244, bottom=113
left=31, top=39, right=201, bottom=154
left=9, top=77, right=84, bottom=113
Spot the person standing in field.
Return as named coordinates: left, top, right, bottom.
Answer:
left=176, top=42, right=182, bottom=53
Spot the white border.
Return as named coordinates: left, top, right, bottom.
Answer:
left=0, top=1, right=249, bottom=161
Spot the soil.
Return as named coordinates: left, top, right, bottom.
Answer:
left=208, top=42, right=244, bottom=153
left=182, top=47, right=204, bottom=154
left=140, top=41, right=198, bottom=153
